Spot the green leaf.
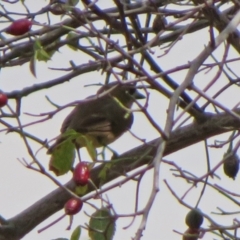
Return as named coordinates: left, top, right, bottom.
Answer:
left=36, top=49, right=51, bottom=61
left=83, top=136, right=97, bottom=161
left=89, top=208, right=116, bottom=240
left=33, top=39, right=51, bottom=62
left=66, top=32, right=79, bottom=51
left=75, top=184, right=88, bottom=196
left=74, top=134, right=97, bottom=161
left=49, top=139, right=75, bottom=175
left=70, top=226, right=81, bottom=240
left=98, top=162, right=113, bottom=185
left=69, top=0, right=79, bottom=6
left=33, top=39, right=42, bottom=50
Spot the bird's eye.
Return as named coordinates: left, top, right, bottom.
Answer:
left=127, top=88, right=136, bottom=95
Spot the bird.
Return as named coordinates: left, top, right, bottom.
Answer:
left=47, top=81, right=145, bottom=155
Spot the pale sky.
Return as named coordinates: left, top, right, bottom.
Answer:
left=1, top=1, right=240, bottom=240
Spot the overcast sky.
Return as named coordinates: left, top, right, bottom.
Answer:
left=1, top=1, right=240, bottom=240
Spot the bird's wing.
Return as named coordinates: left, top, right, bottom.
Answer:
left=73, top=114, right=113, bottom=137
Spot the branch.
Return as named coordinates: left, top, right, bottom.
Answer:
left=1, top=109, right=240, bottom=239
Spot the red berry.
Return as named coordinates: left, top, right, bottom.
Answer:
left=6, top=19, right=32, bottom=36
left=64, top=198, right=83, bottom=215
left=0, top=93, right=8, bottom=107
left=73, top=162, right=90, bottom=186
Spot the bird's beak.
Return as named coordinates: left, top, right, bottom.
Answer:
left=134, top=90, right=145, bottom=100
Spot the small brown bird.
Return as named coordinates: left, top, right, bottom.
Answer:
left=47, top=82, right=145, bottom=154
left=152, top=14, right=167, bottom=34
